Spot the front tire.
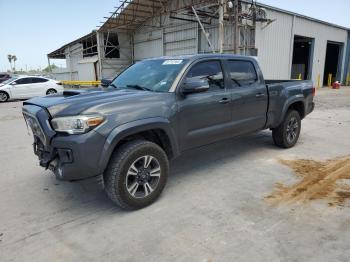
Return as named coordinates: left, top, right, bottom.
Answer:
left=272, top=110, right=301, bottom=148
left=0, top=91, right=9, bottom=102
left=104, top=140, right=169, bottom=210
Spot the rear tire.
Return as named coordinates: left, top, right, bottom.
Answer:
left=104, top=140, right=169, bottom=210
left=0, top=91, right=9, bottom=102
left=272, top=110, right=301, bottom=148
left=46, top=89, right=57, bottom=95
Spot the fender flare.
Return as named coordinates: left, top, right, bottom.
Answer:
left=0, top=90, right=10, bottom=99
left=98, top=117, right=179, bottom=170
left=277, top=95, right=305, bottom=126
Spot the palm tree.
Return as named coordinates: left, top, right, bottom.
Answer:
left=12, top=55, right=17, bottom=71
left=7, top=54, right=12, bottom=71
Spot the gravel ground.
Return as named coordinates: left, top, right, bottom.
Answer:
left=0, top=87, right=350, bottom=262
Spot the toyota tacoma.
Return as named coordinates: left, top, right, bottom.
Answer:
left=22, top=54, right=315, bottom=210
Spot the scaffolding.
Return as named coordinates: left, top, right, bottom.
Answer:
left=48, top=32, right=98, bottom=59
left=47, top=0, right=274, bottom=81
left=98, top=0, right=273, bottom=54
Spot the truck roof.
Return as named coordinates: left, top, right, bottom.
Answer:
left=145, top=54, right=257, bottom=62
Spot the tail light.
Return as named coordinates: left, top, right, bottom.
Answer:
left=312, top=86, right=316, bottom=96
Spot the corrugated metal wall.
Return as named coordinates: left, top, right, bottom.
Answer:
left=100, top=0, right=349, bottom=84
left=293, top=16, right=348, bottom=85
left=255, top=10, right=294, bottom=80
left=255, top=8, right=348, bottom=85
left=134, top=29, right=163, bottom=60
left=164, top=23, right=198, bottom=56
left=133, top=13, right=199, bottom=60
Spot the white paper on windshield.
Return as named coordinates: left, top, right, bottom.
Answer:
left=162, top=60, right=183, bottom=65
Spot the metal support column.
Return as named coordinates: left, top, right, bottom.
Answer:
left=47, top=56, right=52, bottom=73
left=192, top=6, right=215, bottom=53
left=219, top=0, right=225, bottom=53
left=96, top=31, right=103, bottom=79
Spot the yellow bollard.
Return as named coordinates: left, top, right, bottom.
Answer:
left=347, top=74, right=350, bottom=86
left=328, top=74, right=332, bottom=87
left=298, top=73, right=302, bottom=80
left=317, top=74, right=320, bottom=88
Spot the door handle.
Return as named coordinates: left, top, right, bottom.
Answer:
left=219, top=98, right=229, bottom=104
left=256, top=93, right=266, bottom=98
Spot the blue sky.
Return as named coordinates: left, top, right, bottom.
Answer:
left=0, top=0, right=349, bottom=72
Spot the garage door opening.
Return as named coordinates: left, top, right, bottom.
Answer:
left=323, top=42, right=343, bottom=85
left=291, top=36, right=314, bottom=80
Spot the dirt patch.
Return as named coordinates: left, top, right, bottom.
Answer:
left=266, top=156, right=350, bottom=207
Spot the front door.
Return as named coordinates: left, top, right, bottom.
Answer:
left=177, top=60, right=231, bottom=151
left=10, top=77, right=33, bottom=98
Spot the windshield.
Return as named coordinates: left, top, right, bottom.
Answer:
left=111, top=59, right=188, bottom=92
left=1, top=76, right=18, bottom=85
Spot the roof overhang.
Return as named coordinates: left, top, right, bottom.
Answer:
left=97, top=0, right=217, bottom=32
left=48, top=31, right=97, bottom=59
left=97, top=0, right=349, bottom=33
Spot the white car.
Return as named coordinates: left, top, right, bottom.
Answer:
left=0, top=76, right=63, bottom=102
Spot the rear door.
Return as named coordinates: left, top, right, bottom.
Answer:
left=177, top=59, right=232, bottom=150
left=31, top=77, right=49, bottom=96
left=224, top=59, right=268, bottom=134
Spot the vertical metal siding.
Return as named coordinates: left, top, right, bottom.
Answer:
left=134, top=29, right=163, bottom=60
left=255, top=8, right=348, bottom=84
left=164, top=23, right=198, bottom=56
left=255, top=10, right=294, bottom=80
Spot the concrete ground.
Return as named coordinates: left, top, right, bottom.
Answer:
left=0, top=87, right=350, bottom=262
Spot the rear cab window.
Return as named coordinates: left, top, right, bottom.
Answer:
left=227, top=60, right=258, bottom=86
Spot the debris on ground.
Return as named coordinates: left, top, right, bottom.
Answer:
left=266, top=156, right=350, bottom=207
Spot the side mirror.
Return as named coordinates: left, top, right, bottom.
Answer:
left=181, top=78, right=209, bottom=95
left=101, top=78, right=112, bottom=88
left=10, top=82, right=16, bottom=85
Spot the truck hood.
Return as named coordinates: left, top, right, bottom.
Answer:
left=23, top=88, right=160, bottom=117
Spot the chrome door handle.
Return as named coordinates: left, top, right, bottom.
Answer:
left=256, top=93, right=266, bottom=98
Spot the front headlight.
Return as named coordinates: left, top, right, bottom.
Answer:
left=51, top=114, right=104, bottom=134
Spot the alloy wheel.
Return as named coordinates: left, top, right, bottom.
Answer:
left=286, top=117, right=299, bottom=144
left=126, top=155, right=161, bottom=199
left=0, top=93, right=8, bottom=102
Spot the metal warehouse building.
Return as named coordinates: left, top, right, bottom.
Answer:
left=48, top=0, right=350, bottom=87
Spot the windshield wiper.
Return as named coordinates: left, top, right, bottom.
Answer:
left=109, top=83, right=118, bottom=89
left=126, top=85, right=152, bottom=92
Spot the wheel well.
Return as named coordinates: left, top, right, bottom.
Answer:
left=46, top=88, right=57, bottom=94
left=116, top=129, right=174, bottom=159
left=288, top=101, right=305, bottom=119
left=0, top=90, right=10, bottom=98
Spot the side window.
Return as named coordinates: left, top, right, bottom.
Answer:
left=15, top=78, right=32, bottom=85
left=32, top=78, right=48, bottom=83
left=227, top=60, right=258, bottom=86
left=186, top=61, right=224, bottom=91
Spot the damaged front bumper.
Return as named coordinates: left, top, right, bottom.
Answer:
left=23, top=104, right=106, bottom=191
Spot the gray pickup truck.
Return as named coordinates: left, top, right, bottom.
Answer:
left=22, top=54, right=314, bottom=209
